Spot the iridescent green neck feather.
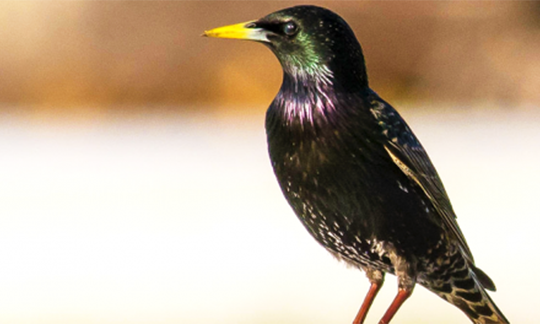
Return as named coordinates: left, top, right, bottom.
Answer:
left=251, top=6, right=370, bottom=124
left=260, top=5, right=369, bottom=93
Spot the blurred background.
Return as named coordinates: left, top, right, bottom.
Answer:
left=0, top=1, right=538, bottom=323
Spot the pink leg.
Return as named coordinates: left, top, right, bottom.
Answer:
left=378, top=288, right=413, bottom=324
left=353, top=280, right=383, bottom=324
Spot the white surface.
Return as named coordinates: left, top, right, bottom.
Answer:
left=0, top=106, right=537, bottom=323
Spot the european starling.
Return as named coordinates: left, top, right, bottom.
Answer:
left=204, top=5, right=508, bottom=324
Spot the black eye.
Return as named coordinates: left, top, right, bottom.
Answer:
left=282, top=21, right=298, bottom=36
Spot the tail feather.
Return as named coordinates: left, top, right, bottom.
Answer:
left=446, top=284, right=508, bottom=324
left=427, top=267, right=509, bottom=324
left=471, top=264, right=496, bottom=292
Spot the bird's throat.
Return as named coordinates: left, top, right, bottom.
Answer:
left=274, top=66, right=337, bottom=126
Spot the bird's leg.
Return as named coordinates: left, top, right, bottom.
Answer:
left=352, top=269, right=384, bottom=324
left=378, top=246, right=416, bottom=324
left=378, top=286, right=412, bottom=324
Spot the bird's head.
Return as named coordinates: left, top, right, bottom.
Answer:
left=204, top=5, right=368, bottom=92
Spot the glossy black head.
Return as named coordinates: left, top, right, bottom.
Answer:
left=205, top=5, right=369, bottom=91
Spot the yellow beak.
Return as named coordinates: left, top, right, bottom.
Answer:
left=203, top=20, right=269, bottom=42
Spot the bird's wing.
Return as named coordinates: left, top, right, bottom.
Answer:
left=369, top=97, right=475, bottom=263
left=384, top=141, right=474, bottom=262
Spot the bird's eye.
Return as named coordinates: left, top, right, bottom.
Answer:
left=282, top=21, right=298, bottom=36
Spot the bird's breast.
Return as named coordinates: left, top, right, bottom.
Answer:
left=265, top=95, right=444, bottom=269
left=265, top=104, right=395, bottom=266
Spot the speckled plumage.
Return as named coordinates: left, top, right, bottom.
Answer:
left=205, top=5, right=508, bottom=324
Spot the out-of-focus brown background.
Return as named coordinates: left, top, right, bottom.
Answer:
left=1, top=1, right=539, bottom=113
left=1, top=2, right=539, bottom=324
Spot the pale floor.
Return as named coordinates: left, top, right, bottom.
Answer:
left=0, top=105, right=538, bottom=323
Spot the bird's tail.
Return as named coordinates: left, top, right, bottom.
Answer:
left=425, top=262, right=509, bottom=324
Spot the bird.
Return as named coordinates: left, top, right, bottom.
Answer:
left=204, top=5, right=508, bottom=324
